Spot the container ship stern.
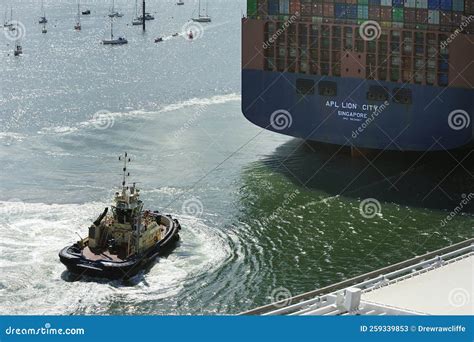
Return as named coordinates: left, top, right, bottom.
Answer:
left=242, top=0, right=474, bottom=151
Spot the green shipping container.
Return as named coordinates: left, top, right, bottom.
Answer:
left=358, top=0, right=369, bottom=4
left=358, top=5, right=369, bottom=18
left=247, top=0, right=258, bottom=16
left=392, top=7, right=404, bottom=21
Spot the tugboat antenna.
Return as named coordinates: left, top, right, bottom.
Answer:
left=118, top=152, right=131, bottom=192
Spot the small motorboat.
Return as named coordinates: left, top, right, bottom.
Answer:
left=103, top=36, right=127, bottom=45
left=59, top=153, right=181, bottom=279
left=13, top=44, right=22, bottom=56
left=82, top=9, right=91, bottom=15
left=172, top=32, right=179, bottom=37
left=132, top=18, right=143, bottom=26
left=42, top=25, right=47, bottom=33
left=154, top=37, right=163, bottom=43
left=39, top=16, right=47, bottom=24
left=187, top=30, right=194, bottom=40
left=138, top=12, right=155, bottom=20
left=177, top=0, right=184, bottom=5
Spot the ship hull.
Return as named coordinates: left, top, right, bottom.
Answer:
left=242, top=69, right=473, bottom=152
left=59, top=216, right=181, bottom=279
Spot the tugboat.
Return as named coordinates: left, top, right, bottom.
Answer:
left=59, top=153, right=181, bottom=279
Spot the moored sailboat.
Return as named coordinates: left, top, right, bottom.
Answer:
left=191, top=0, right=210, bottom=22
left=74, top=2, right=81, bottom=30
left=102, top=17, right=127, bottom=45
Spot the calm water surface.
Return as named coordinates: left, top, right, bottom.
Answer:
left=0, top=0, right=472, bottom=315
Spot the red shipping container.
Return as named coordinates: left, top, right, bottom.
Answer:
left=404, top=8, right=416, bottom=22
left=312, top=3, right=324, bottom=15
left=452, top=12, right=464, bottom=25
left=416, top=9, right=428, bottom=24
left=323, top=3, right=335, bottom=16
left=301, top=2, right=312, bottom=15
left=290, top=0, right=301, bottom=14
left=369, top=6, right=380, bottom=19
left=466, top=0, right=474, bottom=14
left=440, top=11, right=452, bottom=25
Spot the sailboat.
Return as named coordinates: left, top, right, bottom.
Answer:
left=132, top=0, right=142, bottom=26
left=191, top=0, right=210, bottom=22
left=74, top=2, right=81, bottom=30
left=102, top=17, right=127, bottom=45
left=108, top=0, right=123, bottom=18
left=39, top=0, right=47, bottom=24
left=13, top=23, right=22, bottom=56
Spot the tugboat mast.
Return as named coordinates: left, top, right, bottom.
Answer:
left=119, top=152, right=131, bottom=194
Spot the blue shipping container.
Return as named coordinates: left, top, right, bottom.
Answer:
left=369, top=0, right=381, bottom=5
left=347, top=4, right=358, bottom=17
left=335, top=3, right=347, bottom=18
left=439, top=0, right=452, bottom=9
left=268, top=0, right=279, bottom=15
left=428, top=0, right=440, bottom=9
left=392, top=0, right=405, bottom=6
left=452, top=0, right=464, bottom=10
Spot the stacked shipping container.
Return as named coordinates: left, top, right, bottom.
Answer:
left=249, top=0, right=474, bottom=32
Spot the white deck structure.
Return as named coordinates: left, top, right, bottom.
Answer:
left=241, top=239, right=473, bottom=316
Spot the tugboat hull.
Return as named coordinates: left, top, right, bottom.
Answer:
left=59, top=215, right=181, bottom=279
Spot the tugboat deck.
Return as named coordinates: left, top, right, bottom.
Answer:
left=82, top=247, right=125, bottom=262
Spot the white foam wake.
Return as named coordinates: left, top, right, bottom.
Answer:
left=0, top=200, right=230, bottom=314
left=38, top=93, right=241, bottom=136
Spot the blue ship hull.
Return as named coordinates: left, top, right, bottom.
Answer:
left=242, top=69, right=473, bottom=151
